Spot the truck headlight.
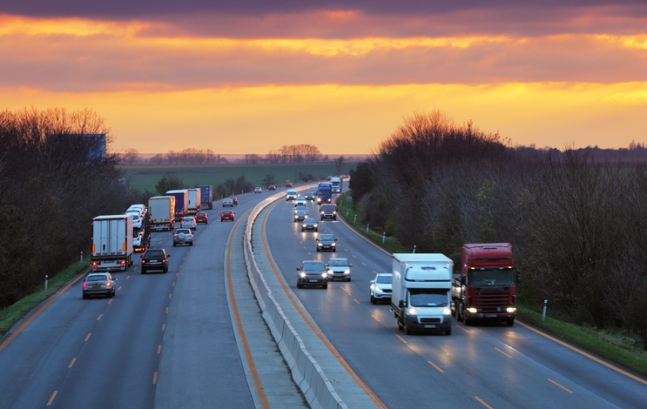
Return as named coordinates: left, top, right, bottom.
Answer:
left=467, top=307, right=478, bottom=314
left=443, top=308, right=452, bottom=315
left=507, top=307, right=517, bottom=313
left=408, top=307, right=418, bottom=315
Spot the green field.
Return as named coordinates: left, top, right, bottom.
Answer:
left=121, top=163, right=358, bottom=193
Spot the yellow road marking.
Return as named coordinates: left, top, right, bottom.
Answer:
left=517, top=320, right=647, bottom=386
left=108, top=299, right=113, bottom=304
left=157, top=345, right=162, bottom=354
left=117, top=286, right=122, bottom=291
left=395, top=334, right=407, bottom=344
left=68, top=357, right=76, bottom=368
left=456, top=325, right=470, bottom=333
left=227, top=212, right=271, bottom=409
left=85, top=333, right=91, bottom=341
left=361, top=262, right=366, bottom=266
left=165, top=307, right=168, bottom=314
left=548, top=378, right=573, bottom=393
left=372, top=315, right=381, bottom=322
left=172, top=282, right=175, bottom=287
left=168, top=293, right=172, bottom=299
left=46, top=391, right=58, bottom=406
left=152, top=372, right=158, bottom=384
left=428, top=360, right=444, bottom=373
left=97, top=314, right=102, bottom=321
left=475, top=396, right=494, bottom=409
left=353, top=299, right=360, bottom=304
left=495, top=347, right=513, bottom=359
left=126, top=275, right=130, bottom=280
left=161, top=323, right=166, bottom=332
left=261, top=201, right=387, bottom=409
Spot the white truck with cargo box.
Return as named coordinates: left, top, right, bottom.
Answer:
left=149, top=196, right=176, bottom=231
left=187, top=188, right=201, bottom=215
left=91, top=214, right=134, bottom=272
left=391, top=253, right=453, bottom=335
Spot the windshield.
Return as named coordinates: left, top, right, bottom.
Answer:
left=146, top=251, right=163, bottom=257
left=467, top=269, right=515, bottom=286
left=319, top=235, right=333, bottom=241
left=376, top=275, right=392, bottom=284
left=409, top=289, right=449, bottom=307
left=303, top=262, right=325, bottom=271
left=328, top=259, right=348, bottom=266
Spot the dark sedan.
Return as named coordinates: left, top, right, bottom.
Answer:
left=301, top=217, right=318, bottom=232
left=296, top=260, right=328, bottom=289
left=316, top=234, right=337, bottom=252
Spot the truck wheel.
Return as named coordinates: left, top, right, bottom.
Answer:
left=397, top=317, right=404, bottom=331
left=506, top=318, right=515, bottom=326
left=463, top=315, right=471, bottom=326
left=405, top=323, right=412, bottom=335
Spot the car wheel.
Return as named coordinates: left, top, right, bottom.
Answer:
left=173, top=243, right=176, bottom=247
left=297, top=283, right=303, bottom=288
left=333, top=249, right=337, bottom=252
left=322, top=284, right=328, bottom=289
left=111, top=290, right=115, bottom=298
left=445, top=328, right=452, bottom=336
left=164, top=268, right=168, bottom=273
left=370, top=295, right=375, bottom=304
left=347, top=277, right=351, bottom=282
left=83, top=293, right=88, bottom=299
left=190, top=242, right=193, bottom=246
left=301, top=228, right=304, bottom=231
left=141, top=269, right=146, bottom=274
left=316, top=248, right=319, bottom=252
left=315, top=228, right=318, bottom=232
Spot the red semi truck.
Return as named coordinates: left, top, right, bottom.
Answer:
left=451, top=243, right=519, bottom=326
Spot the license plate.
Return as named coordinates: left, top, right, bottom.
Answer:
left=486, top=314, right=497, bottom=317
left=150, top=260, right=158, bottom=262
left=424, top=325, right=437, bottom=328
left=93, top=284, right=101, bottom=288
left=309, top=280, right=319, bottom=283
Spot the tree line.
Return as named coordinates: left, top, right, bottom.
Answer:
left=0, top=108, right=140, bottom=308
left=349, top=111, right=647, bottom=348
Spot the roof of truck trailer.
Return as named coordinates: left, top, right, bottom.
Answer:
left=165, top=189, right=188, bottom=193
left=393, top=253, right=452, bottom=263
left=93, top=214, right=133, bottom=220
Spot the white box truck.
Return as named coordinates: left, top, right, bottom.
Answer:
left=391, top=253, right=453, bottom=335
left=91, top=214, right=134, bottom=272
left=149, top=196, right=176, bottom=231
left=187, top=188, right=201, bottom=215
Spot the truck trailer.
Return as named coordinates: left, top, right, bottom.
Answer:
left=187, top=188, right=202, bottom=215
left=165, top=189, right=188, bottom=221
left=451, top=243, right=519, bottom=326
left=91, top=214, right=134, bottom=272
left=149, top=196, right=176, bottom=231
left=195, top=184, right=214, bottom=209
left=391, top=253, right=453, bottom=335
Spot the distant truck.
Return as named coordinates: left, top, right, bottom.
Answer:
left=391, top=253, right=453, bottom=335
left=91, top=214, right=134, bottom=272
left=195, top=184, right=214, bottom=209
left=133, top=212, right=151, bottom=253
left=451, top=243, right=519, bottom=326
left=330, top=176, right=342, bottom=193
left=149, top=196, right=176, bottom=231
left=166, top=189, right=188, bottom=221
left=317, top=182, right=332, bottom=205
left=187, top=188, right=202, bottom=215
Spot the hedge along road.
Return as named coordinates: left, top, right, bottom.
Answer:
left=261, top=182, right=647, bottom=409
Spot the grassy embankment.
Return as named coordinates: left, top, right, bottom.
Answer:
left=0, top=257, right=90, bottom=339
left=121, top=163, right=359, bottom=193
left=336, top=191, right=647, bottom=377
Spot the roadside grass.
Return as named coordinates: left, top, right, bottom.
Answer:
left=0, top=257, right=90, bottom=339
left=337, top=190, right=647, bottom=377
left=121, top=163, right=358, bottom=193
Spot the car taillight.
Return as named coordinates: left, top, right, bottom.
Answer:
left=142, top=260, right=146, bottom=264
left=83, top=282, right=87, bottom=289
left=162, top=259, right=167, bottom=263
left=106, top=282, right=112, bottom=287
left=91, top=262, right=98, bottom=268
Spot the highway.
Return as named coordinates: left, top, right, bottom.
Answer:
left=1, top=183, right=647, bottom=409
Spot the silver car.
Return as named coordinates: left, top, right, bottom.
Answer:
left=326, top=258, right=352, bottom=281
left=82, top=273, right=116, bottom=299
left=173, top=228, right=194, bottom=246
left=370, top=273, right=393, bottom=304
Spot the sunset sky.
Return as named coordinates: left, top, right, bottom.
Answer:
left=1, top=1, right=646, bottom=154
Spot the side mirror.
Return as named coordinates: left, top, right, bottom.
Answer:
left=349, top=264, right=353, bottom=267
left=398, top=300, right=406, bottom=308
left=370, top=280, right=375, bottom=284
left=516, top=270, right=521, bottom=284
left=167, top=254, right=171, bottom=258
left=460, top=276, right=466, bottom=285
left=334, top=239, right=337, bottom=241
left=296, top=268, right=301, bottom=272
left=140, top=255, right=143, bottom=259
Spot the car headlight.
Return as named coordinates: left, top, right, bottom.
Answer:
left=507, top=307, right=517, bottom=313
left=331, top=242, right=336, bottom=246
left=322, top=273, right=328, bottom=278
left=408, top=307, right=418, bottom=315
left=318, top=243, right=322, bottom=246
left=300, top=272, right=306, bottom=278
left=374, top=286, right=383, bottom=293
left=443, top=308, right=452, bottom=315
left=344, top=270, right=350, bottom=275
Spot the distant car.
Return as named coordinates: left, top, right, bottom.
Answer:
left=286, top=190, right=298, bottom=201
left=268, top=185, right=276, bottom=191
left=82, top=273, right=116, bottom=299
left=285, top=182, right=293, bottom=188
left=254, top=187, right=263, bottom=193
left=301, top=217, right=318, bottom=232
left=222, top=198, right=235, bottom=207
left=327, top=258, right=352, bottom=281
left=304, top=191, right=316, bottom=201
left=316, top=234, right=337, bottom=252
left=195, top=211, right=209, bottom=224
left=296, top=260, right=328, bottom=289
left=320, top=204, right=337, bottom=221
left=127, top=211, right=143, bottom=229
left=294, top=204, right=307, bottom=214
left=128, top=204, right=147, bottom=215
left=370, top=273, right=393, bottom=304
left=133, top=231, right=143, bottom=247
left=294, top=209, right=308, bottom=222
left=233, top=197, right=238, bottom=205
left=141, top=248, right=170, bottom=274
left=295, top=198, right=306, bottom=207
left=221, top=210, right=235, bottom=222
left=180, top=216, right=197, bottom=230
left=173, top=228, right=194, bottom=246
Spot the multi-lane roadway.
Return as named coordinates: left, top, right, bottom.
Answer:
left=1, top=184, right=647, bottom=409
